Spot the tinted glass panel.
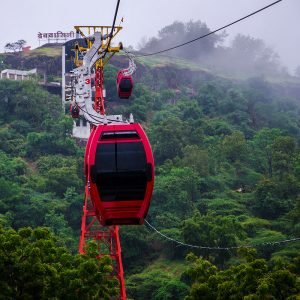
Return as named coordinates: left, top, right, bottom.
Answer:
left=115, top=131, right=139, bottom=139
left=119, top=79, right=132, bottom=92
left=117, top=171, right=147, bottom=200
left=117, top=142, right=146, bottom=171
left=97, top=173, right=117, bottom=201
left=94, top=142, right=147, bottom=201
left=100, top=131, right=139, bottom=140
left=96, top=143, right=116, bottom=172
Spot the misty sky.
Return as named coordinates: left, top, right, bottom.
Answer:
left=1, top=0, right=299, bottom=72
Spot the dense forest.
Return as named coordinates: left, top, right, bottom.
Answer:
left=0, top=20, right=300, bottom=299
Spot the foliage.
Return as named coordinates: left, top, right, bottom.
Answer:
left=140, top=20, right=223, bottom=60
left=0, top=80, right=60, bottom=128
left=4, top=39, right=26, bottom=52
left=225, top=34, right=281, bottom=76
left=0, top=226, right=119, bottom=299
left=182, top=211, right=246, bottom=266
left=1, top=41, right=300, bottom=299
left=127, top=269, right=189, bottom=300
left=183, top=252, right=300, bottom=299
left=0, top=54, right=9, bottom=70
left=140, top=20, right=285, bottom=77
left=120, top=225, right=154, bottom=271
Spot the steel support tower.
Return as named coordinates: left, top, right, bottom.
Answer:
left=64, top=26, right=127, bottom=299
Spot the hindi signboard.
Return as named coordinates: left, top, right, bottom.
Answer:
left=37, top=31, right=75, bottom=44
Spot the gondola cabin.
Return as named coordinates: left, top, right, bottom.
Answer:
left=70, top=104, right=79, bottom=118
left=86, top=123, right=154, bottom=226
left=116, top=70, right=133, bottom=99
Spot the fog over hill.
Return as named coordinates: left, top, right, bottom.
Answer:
left=1, top=0, right=300, bottom=73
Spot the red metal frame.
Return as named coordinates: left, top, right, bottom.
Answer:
left=79, top=185, right=126, bottom=300
left=86, top=123, right=155, bottom=226
left=94, top=67, right=106, bottom=115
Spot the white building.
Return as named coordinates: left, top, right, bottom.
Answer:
left=0, top=68, right=37, bottom=80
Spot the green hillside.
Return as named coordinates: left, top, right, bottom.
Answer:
left=0, top=49, right=299, bottom=299
left=27, top=46, right=62, bottom=57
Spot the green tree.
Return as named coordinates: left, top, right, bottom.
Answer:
left=0, top=226, right=118, bottom=299
left=183, top=252, right=300, bottom=300
left=150, top=117, right=185, bottom=163
left=252, top=179, right=292, bottom=219
left=153, top=167, right=200, bottom=218
left=272, top=136, right=296, bottom=179
left=140, top=20, right=223, bottom=60
left=182, top=212, right=245, bottom=266
left=222, top=131, right=248, bottom=163
left=229, top=34, right=280, bottom=76
left=4, top=40, right=26, bottom=52
left=181, top=145, right=209, bottom=176
left=196, top=83, right=224, bottom=116
left=127, top=270, right=188, bottom=300
left=44, top=166, right=82, bottom=196
left=0, top=54, right=8, bottom=70
left=251, top=128, right=282, bottom=177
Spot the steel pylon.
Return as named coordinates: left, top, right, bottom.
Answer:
left=79, top=186, right=126, bottom=300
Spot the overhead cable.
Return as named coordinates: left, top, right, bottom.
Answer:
left=74, top=101, right=125, bottom=125
left=104, top=0, right=121, bottom=58
left=136, top=0, right=283, bottom=57
left=145, top=220, right=300, bottom=251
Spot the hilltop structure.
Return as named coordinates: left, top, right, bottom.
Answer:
left=0, top=68, right=37, bottom=80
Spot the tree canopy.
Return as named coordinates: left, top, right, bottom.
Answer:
left=0, top=226, right=118, bottom=299
left=0, top=41, right=299, bottom=299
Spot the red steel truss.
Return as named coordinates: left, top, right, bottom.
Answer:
left=94, top=66, right=106, bottom=115
left=79, top=186, right=126, bottom=299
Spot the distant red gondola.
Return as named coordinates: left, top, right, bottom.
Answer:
left=85, top=123, right=154, bottom=225
left=70, top=104, right=79, bottom=118
left=116, top=70, right=133, bottom=99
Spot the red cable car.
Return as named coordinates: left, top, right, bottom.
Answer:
left=85, top=123, right=154, bottom=226
left=70, top=104, right=79, bottom=118
left=116, top=70, right=134, bottom=99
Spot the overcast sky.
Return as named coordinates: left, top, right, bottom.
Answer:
left=1, top=0, right=299, bottom=72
